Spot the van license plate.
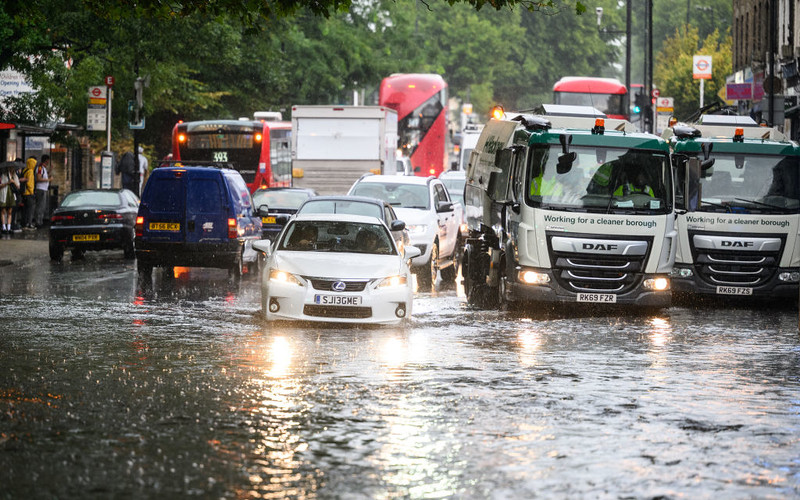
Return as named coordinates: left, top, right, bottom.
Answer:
left=716, top=286, right=753, bottom=296
left=577, top=293, right=617, bottom=303
left=149, top=222, right=180, bottom=231
left=262, top=216, right=276, bottom=224
left=314, top=294, right=362, bottom=306
left=73, top=234, right=100, bottom=242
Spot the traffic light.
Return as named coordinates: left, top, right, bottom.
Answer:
left=632, top=91, right=646, bottom=114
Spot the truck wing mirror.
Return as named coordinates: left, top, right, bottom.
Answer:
left=685, top=157, right=701, bottom=211
left=558, top=133, right=575, bottom=173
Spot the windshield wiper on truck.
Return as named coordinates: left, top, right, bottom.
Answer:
left=733, top=198, right=792, bottom=212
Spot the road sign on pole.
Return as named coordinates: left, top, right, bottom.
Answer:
left=86, top=86, right=107, bottom=132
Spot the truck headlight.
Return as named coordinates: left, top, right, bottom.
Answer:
left=643, top=277, right=670, bottom=291
left=778, top=271, right=800, bottom=282
left=406, top=224, right=428, bottom=235
left=669, top=267, right=693, bottom=278
left=518, top=270, right=551, bottom=285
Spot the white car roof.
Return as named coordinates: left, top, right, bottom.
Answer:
left=356, top=174, right=431, bottom=185
left=439, top=170, right=465, bottom=179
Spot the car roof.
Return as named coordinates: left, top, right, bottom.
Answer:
left=439, top=170, right=465, bottom=179
left=254, top=187, right=316, bottom=194
left=292, top=213, right=387, bottom=225
left=356, top=174, right=433, bottom=185
left=301, top=195, right=388, bottom=206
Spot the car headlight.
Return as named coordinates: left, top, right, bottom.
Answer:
left=406, top=224, right=428, bottom=235
left=376, top=275, right=407, bottom=289
left=269, top=268, right=304, bottom=286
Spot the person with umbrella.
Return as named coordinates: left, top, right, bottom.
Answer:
left=0, top=161, right=21, bottom=234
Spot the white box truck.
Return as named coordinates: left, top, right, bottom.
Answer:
left=291, top=105, right=399, bottom=195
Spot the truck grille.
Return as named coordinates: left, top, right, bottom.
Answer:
left=689, top=232, right=784, bottom=287
left=548, top=234, right=651, bottom=294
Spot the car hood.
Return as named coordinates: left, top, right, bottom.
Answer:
left=392, top=207, right=431, bottom=225
left=273, top=251, right=403, bottom=279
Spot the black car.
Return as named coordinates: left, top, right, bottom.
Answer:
left=49, top=189, right=140, bottom=261
left=295, top=195, right=408, bottom=250
left=251, top=187, right=317, bottom=241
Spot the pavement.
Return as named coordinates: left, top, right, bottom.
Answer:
left=0, top=226, right=50, bottom=267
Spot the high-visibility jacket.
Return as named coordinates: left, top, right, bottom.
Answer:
left=614, top=183, right=654, bottom=197
left=530, top=176, right=563, bottom=197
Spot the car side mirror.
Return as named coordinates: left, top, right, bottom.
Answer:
left=252, top=239, right=272, bottom=255
left=390, top=220, right=406, bottom=231
left=436, top=201, right=454, bottom=213
left=257, top=204, right=270, bottom=216
left=404, top=245, right=422, bottom=260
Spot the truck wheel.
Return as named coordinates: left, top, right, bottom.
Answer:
left=49, top=241, right=64, bottom=262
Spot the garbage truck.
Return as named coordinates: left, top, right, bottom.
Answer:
left=462, top=105, right=675, bottom=310
left=665, top=114, right=800, bottom=301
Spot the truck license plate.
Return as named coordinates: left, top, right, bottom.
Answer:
left=314, top=294, right=362, bottom=306
left=577, top=293, right=617, bottom=303
left=716, top=286, right=753, bottom=296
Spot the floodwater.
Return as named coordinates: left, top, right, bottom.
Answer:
left=1, top=250, right=800, bottom=499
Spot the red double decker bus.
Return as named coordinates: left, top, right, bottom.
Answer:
left=172, top=118, right=292, bottom=192
left=379, top=73, right=448, bottom=177
left=552, top=77, right=628, bottom=120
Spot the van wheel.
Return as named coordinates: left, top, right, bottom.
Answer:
left=416, top=241, right=438, bottom=292
left=137, top=262, right=153, bottom=283
left=49, top=241, right=64, bottom=262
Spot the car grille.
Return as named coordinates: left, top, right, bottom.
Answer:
left=308, top=279, right=369, bottom=292
left=548, top=234, right=651, bottom=294
left=303, top=305, right=372, bottom=319
left=689, top=231, right=784, bottom=287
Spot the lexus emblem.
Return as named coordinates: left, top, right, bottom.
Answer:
left=332, top=281, right=346, bottom=291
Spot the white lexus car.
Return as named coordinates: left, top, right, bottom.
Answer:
left=252, top=214, right=420, bottom=325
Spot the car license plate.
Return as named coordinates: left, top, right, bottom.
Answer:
left=72, top=234, right=100, bottom=242
left=716, top=286, right=753, bottom=296
left=262, top=216, right=276, bottom=224
left=314, top=294, right=362, bottom=306
left=149, top=222, right=180, bottom=231
left=577, top=293, right=617, bottom=303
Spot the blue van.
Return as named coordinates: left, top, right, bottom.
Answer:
left=135, top=166, right=262, bottom=280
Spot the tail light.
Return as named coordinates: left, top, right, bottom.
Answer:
left=99, top=213, right=123, bottom=220
left=135, top=216, right=144, bottom=237
left=228, top=218, right=238, bottom=239
left=51, top=214, right=75, bottom=223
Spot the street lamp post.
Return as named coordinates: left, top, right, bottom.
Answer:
left=596, top=1, right=631, bottom=117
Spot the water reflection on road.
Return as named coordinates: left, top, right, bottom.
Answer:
left=1, top=253, right=799, bottom=498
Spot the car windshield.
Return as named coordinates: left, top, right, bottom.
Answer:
left=350, top=182, right=430, bottom=209
left=297, top=200, right=383, bottom=220
left=525, top=145, right=672, bottom=214
left=279, top=220, right=395, bottom=255
left=61, top=191, right=121, bottom=208
left=440, top=177, right=465, bottom=203
left=252, top=190, right=310, bottom=210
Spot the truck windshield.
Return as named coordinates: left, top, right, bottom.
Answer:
left=682, top=153, right=800, bottom=214
left=525, top=145, right=672, bottom=214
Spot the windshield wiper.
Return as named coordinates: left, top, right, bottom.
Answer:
left=733, top=198, right=790, bottom=211
left=700, top=200, right=731, bottom=212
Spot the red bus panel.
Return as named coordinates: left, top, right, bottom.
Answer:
left=379, top=73, right=448, bottom=177
left=553, top=76, right=628, bottom=120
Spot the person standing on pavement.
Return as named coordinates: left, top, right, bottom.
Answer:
left=118, top=150, right=138, bottom=194
left=137, top=146, right=149, bottom=196
left=22, top=156, right=36, bottom=229
left=34, top=154, right=50, bottom=228
left=0, top=162, right=21, bottom=234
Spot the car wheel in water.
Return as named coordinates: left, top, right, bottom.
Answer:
left=49, top=241, right=64, bottom=262
left=71, top=248, right=85, bottom=261
left=416, top=241, right=438, bottom=292
left=123, top=231, right=135, bottom=260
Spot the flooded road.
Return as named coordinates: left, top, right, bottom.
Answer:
left=2, top=249, right=800, bottom=498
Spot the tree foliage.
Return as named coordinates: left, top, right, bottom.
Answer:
left=653, top=26, right=732, bottom=121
